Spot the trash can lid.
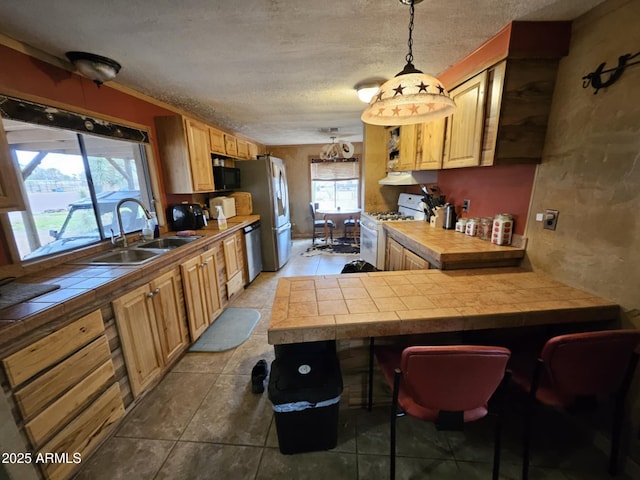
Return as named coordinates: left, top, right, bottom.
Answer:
left=268, top=353, right=343, bottom=405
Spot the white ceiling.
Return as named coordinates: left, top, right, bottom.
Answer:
left=0, top=0, right=604, bottom=146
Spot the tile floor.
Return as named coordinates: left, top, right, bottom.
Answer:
left=74, top=239, right=635, bottom=480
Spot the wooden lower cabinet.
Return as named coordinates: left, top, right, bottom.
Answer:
left=180, top=246, right=222, bottom=341
left=403, top=249, right=430, bottom=270
left=223, top=231, right=245, bottom=299
left=1, top=310, right=124, bottom=480
left=385, top=236, right=430, bottom=271
left=113, top=268, right=188, bottom=398
left=385, top=237, right=405, bottom=271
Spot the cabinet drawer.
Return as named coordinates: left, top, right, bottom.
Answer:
left=13, top=335, right=111, bottom=419
left=226, top=271, right=244, bottom=300
left=25, top=360, right=116, bottom=448
left=2, top=310, right=105, bottom=388
left=38, top=383, right=124, bottom=480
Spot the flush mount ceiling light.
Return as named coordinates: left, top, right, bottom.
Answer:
left=361, top=0, right=456, bottom=125
left=354, top=79, right=386, bottom=103
left=65, top=51, right=122, bottom=86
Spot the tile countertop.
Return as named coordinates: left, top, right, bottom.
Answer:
left=267, top=268, right=619, bottom=345
left=383, top=222, right=526, bottom=269
left=0, top=215, right=259, bottom=349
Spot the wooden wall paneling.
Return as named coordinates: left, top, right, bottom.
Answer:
left=13, top=335, right=111, bottom=419
left=37, top=383, right=124, bottom=480
left=2, top=310, right=104, bottom=388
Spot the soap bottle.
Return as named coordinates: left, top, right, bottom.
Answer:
left=150, top=212, right=160, bottom=238
left=216, top=206, right=227, bottom=230
left=142, top=218, right=154, bottom=240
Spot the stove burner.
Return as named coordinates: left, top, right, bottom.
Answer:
left=365, top=211, right=415, bottom=221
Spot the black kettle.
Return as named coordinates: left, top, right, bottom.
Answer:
left=443, top=203, right=457, bottom=229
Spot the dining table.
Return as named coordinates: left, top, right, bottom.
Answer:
left=315, top=208, right=361, bottom=243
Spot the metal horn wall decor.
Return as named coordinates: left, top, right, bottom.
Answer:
left=582, top=51, right=640, bottom=94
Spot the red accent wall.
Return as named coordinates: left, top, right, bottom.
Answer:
left=406, top=164, right=536, bottom=235
left=0, top=44, right=175, bottom=266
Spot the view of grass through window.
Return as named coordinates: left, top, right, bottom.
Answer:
left=2, top=118, right=153, bottom=261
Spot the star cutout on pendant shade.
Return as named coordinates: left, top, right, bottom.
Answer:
left=408, top=104, right=420, bottom=115
left=417, top=81, right=430, bottom=92
left=393, top=84, right=405, bottom=96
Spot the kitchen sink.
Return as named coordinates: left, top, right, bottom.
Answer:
left=137, top=236, right=201, bottom=249
left=75, top=248, right=162, bottom=265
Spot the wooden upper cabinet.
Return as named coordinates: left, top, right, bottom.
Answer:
left=396, top=124, right=418, bottom=171
left=416, top=118, right=446, bottom=170
left=224, top=134, right=238, bottom=157
left=236, top=138, right=250, bottom=160
left=209, top=127, right=226, bottom=156
left=0, top=126, right=26, bottom=212
left=155, top=115, right=214, bottom=193
left=248, top=142, right=259, bottom=160
left=442, top=70, right=487, bottom=169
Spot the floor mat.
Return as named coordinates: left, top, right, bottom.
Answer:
left=303, top=242, right=360, bottom=256
left=189, top=308, right=261, bottom=352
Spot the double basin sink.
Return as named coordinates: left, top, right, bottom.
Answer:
left=74, top=236, right=202, bottom=266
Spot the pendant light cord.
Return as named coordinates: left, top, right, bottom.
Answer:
left=405, top=0, right=415, bottom=66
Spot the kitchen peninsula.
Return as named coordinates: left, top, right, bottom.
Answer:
left=384, top=222, right=526, bottom=270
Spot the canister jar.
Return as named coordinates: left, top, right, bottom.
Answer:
left=455, top=218, right=467, bottom=233
left=479, top=217, right=492, bottom=240
left=465, top=218, right=478, bottom=236
left=491, top=214, right=514, bottom=245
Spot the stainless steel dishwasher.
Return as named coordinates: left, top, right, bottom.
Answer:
left=243, top=221, right=262, bottom=285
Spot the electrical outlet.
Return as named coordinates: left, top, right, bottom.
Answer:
left=462, top=199, right=470, bottom=212
left=544, top=209, right=559, bottom=230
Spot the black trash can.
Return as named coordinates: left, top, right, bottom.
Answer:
left=341, top=259, right=377, bottom=274
left=268, top=342, right=343, bottom=454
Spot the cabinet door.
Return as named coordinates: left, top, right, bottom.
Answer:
left=236, top=139, right=249, bottom=159
left=185, top=118, right=215, bottom=191
left=113, top=285, right=164, bottom=398
left=223, top=235, right=240, bottom=280
left=395, top=124, right=418, bottom=171
left=416, top=119, right=446, bottom=170
left=0, top=126, right=26, bottom=212
left=209, top=127, right=226, bottom=156
left=200, top=247, right=222, bottom=322
left=180, top=255, right=210, bottom=341
left=224, top=134, right=238, bottom=157
left=248, top=142, right=258, bottom=160
left=403, top=249, right=430, bottom=270
left=443, top=71, right=487, bottom=168
left=385, top=237, right=404, bottom=271
left=150, top=269, right=189, bottom=365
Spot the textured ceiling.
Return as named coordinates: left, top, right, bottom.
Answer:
left=0, top=0, right=604, bottom=145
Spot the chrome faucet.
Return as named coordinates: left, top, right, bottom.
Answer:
left=111, top=197, right=152, bottom=248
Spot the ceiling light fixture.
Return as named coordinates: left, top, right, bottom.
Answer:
left=65, top=51, right=122, bottom=86
left=354, top=80, right=385, bottom=103
left=360, top=0, right=456, bottom=126
left=320, top=136, right=354, bottom=159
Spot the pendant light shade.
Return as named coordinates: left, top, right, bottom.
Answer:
left=361, top=0, right=455, bottom=125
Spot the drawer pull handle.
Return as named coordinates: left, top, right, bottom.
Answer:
left=147, top=288, right=160, bottom=298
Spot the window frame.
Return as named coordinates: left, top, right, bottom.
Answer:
left=309, top=154, right=361, bottom=212
left=0, top=93, right=164, bottom=266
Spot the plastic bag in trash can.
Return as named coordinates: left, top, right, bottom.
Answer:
left=341, top=259, right=377, bottom=274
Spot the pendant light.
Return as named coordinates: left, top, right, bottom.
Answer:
left=361, top=0, right=456, bottom=125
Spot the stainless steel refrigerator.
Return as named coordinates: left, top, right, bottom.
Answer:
left=236, top=155, right=291, bottom=271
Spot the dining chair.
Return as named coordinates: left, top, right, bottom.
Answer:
left=510, top=329, right=640, bottom=479
left=343, top=216, right=359, bottom=243
left=310, top=203, right=334, bottom=245
left=372, top=345, right=511, bottom=480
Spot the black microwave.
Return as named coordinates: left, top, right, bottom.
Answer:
left=213, top=166, right=241, bottom=190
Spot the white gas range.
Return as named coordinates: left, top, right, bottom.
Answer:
left=359, top=193, right=426, bottom=270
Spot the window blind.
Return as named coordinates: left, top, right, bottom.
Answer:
left=310, top=156, right=359, bottom=181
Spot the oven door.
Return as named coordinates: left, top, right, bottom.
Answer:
left=359, top=219, right=380, bottom=269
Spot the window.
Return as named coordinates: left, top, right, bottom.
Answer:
left=2, top=118, right=154, bottom=261
left=310, top=156, right=360, bottom=211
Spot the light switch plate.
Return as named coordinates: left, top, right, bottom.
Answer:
left=544, top=209, right=559, bottom=230
left=462, top=199, right=470, bottom=212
